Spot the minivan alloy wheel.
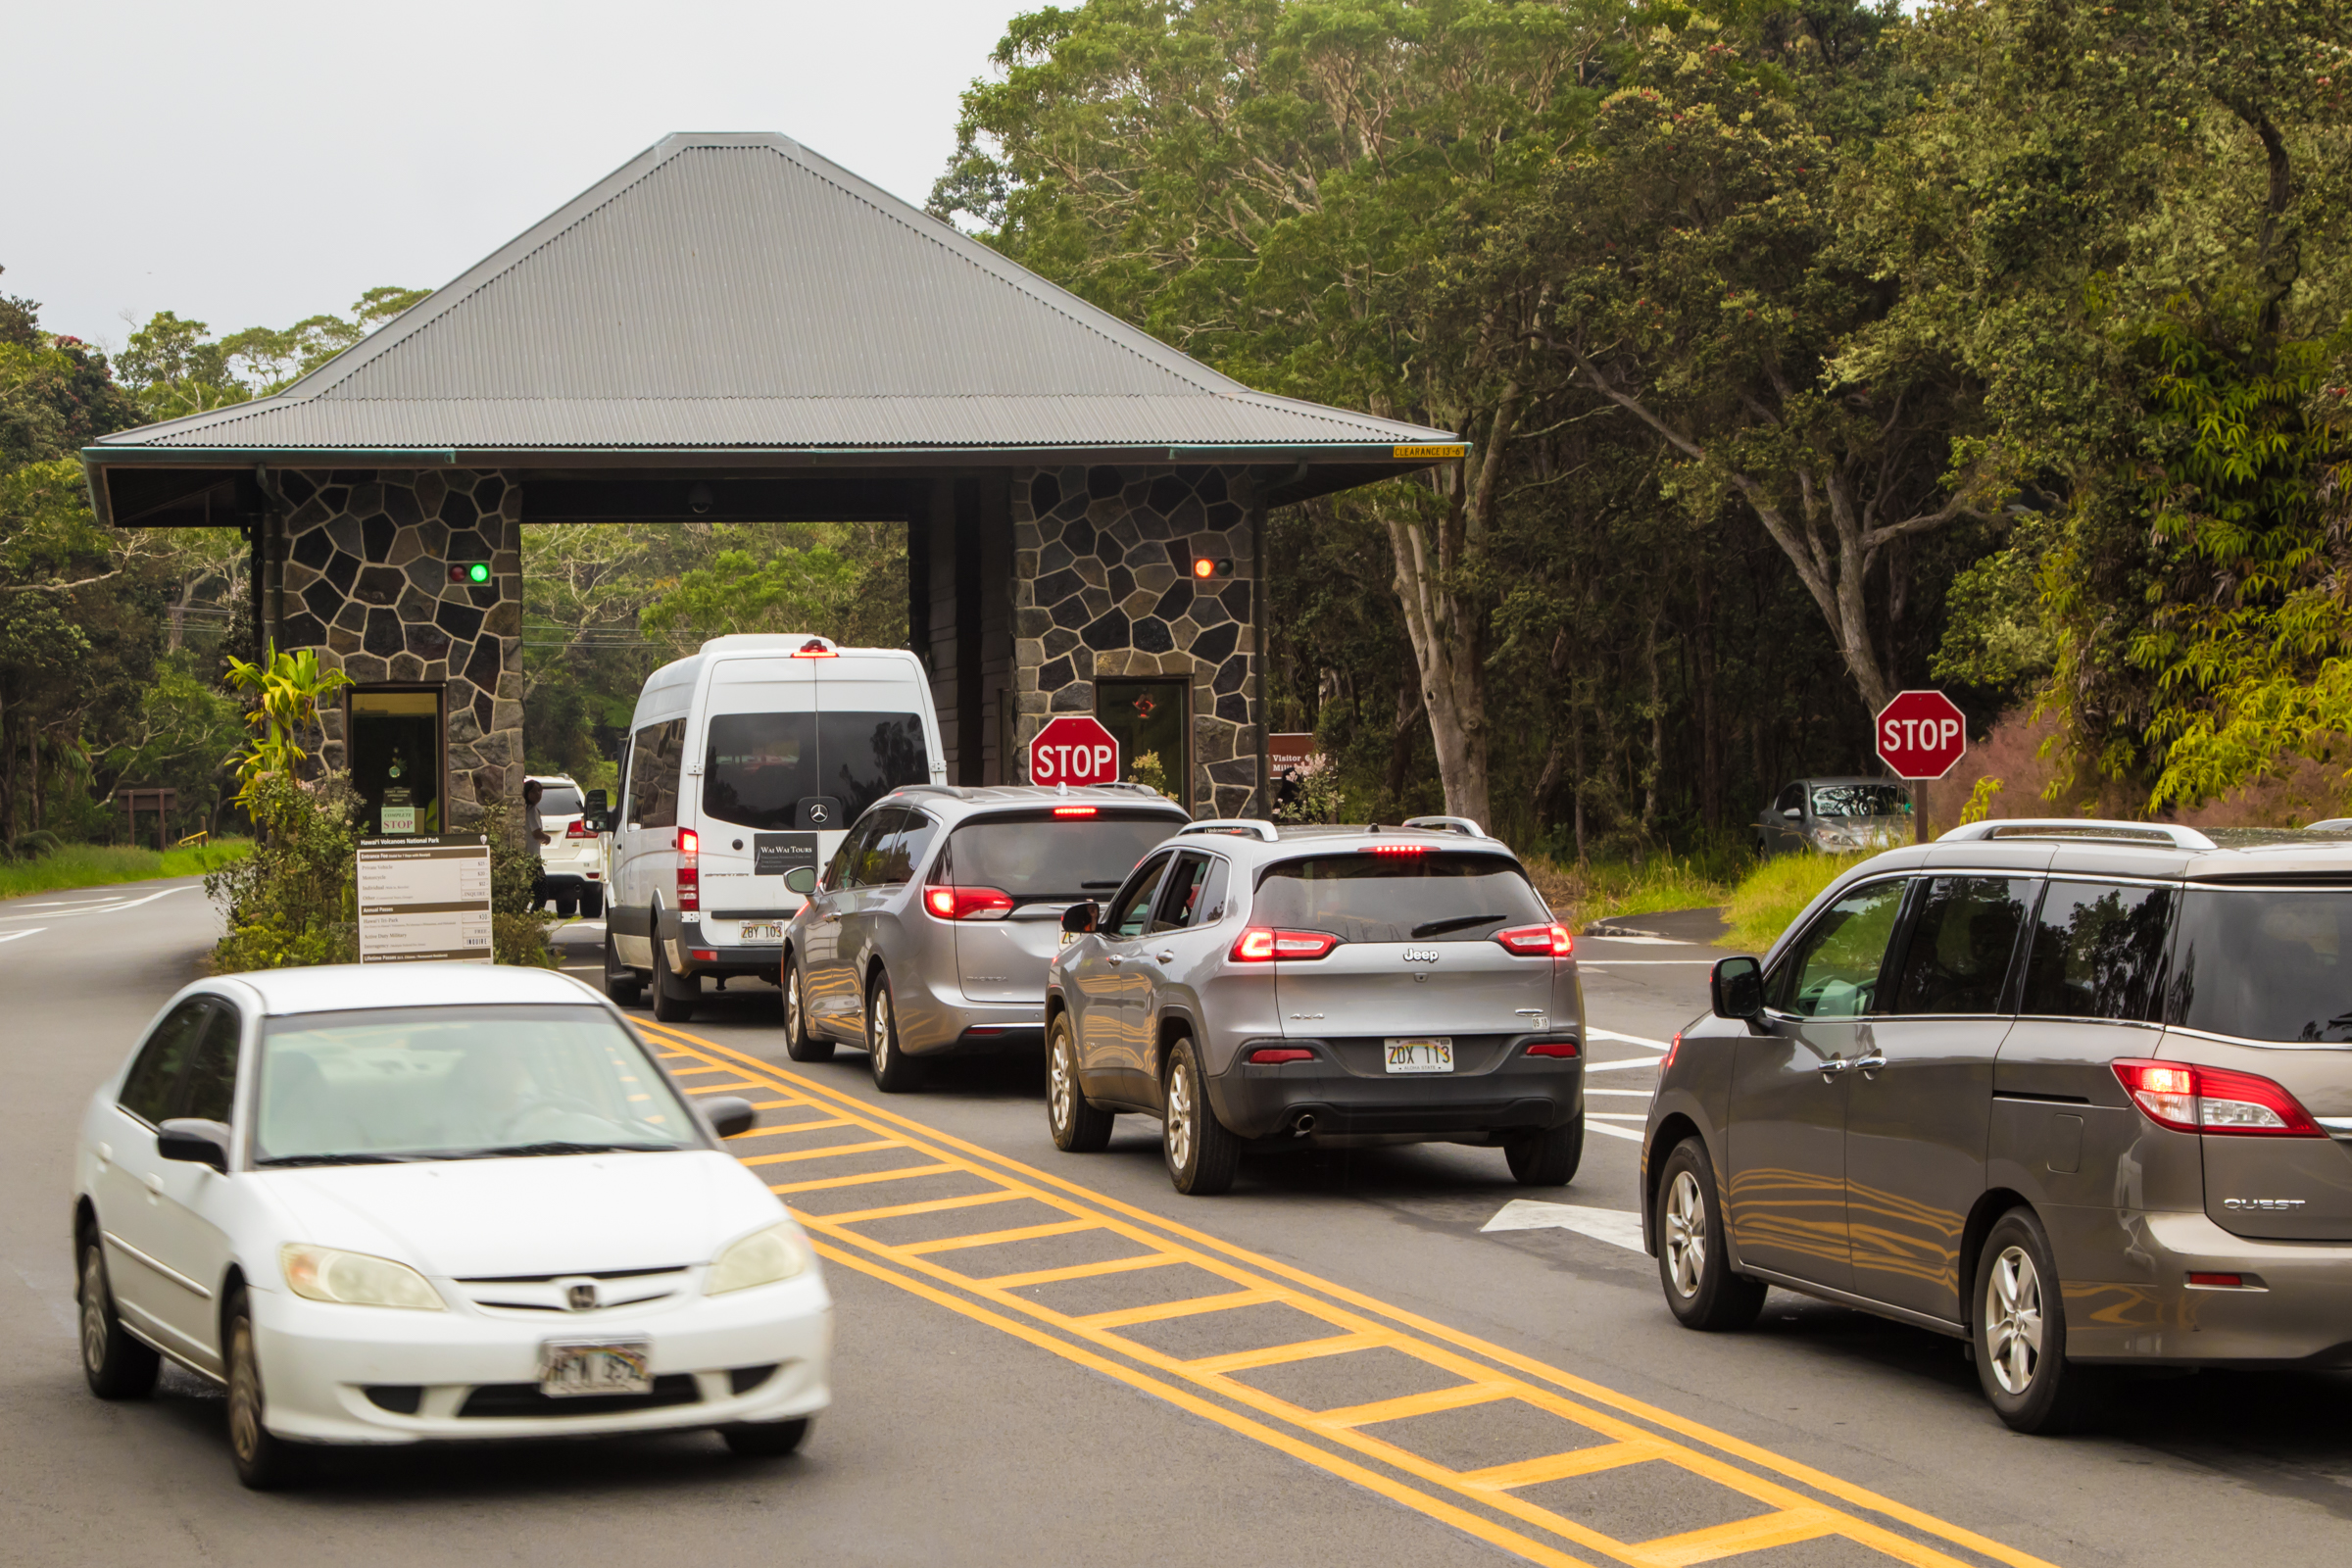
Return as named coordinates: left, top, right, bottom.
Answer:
left=1664, top=1170, right=1707, bottom=1298
left=1984, top=1245, right=2044, bottom=1396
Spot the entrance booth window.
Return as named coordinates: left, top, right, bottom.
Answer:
left=348, top=688, right=445, bottom=837
left=1097, top=678, right=1189, bottom=810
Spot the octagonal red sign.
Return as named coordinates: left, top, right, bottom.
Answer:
left=1876, top=690, right=1968, bottom=780
left=1029, top=715, right=1122, bottom=787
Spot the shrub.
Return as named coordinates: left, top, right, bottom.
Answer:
left=208, top=774, right=363, bottom=971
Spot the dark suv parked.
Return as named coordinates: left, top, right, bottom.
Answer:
left=1646, top=819, right=2352, bottom=1432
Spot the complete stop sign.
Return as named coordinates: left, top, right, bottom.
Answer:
left=1876, top=690, right=1968, bottom=779
left=1030, top=715, right=1121, bottom=787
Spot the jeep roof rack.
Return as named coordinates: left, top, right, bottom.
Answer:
left=1401, top=814, right=1488, bottom=839
left=1177, top=818, right=1281, bottom=843
left=1936, top=818, right=2217, bottom=852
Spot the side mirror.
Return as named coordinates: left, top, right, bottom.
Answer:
left=584, top=788, right=609, bottom=816
left=783, top=865, right=818, bottom=896
left=700, top=1096, right=757, bottom=1140
left=1711, top=956, right=1766, bottom=1023
left=1061, top=900, right=1100, bottom=935
left=1781, top=808, right=1802, bottom=821
left=157, top=1117, right=231, bottom=1172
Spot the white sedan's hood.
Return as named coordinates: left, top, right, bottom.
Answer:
left=254, top=1151, right=780, bottom=1279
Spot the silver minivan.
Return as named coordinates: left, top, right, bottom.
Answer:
left=778, top=784, right=1191, bottom=1090
left=1647, top=818, right=2352, bottom=1432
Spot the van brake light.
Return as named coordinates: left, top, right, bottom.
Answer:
left=791, top=638, right=837, bottom=658
left=2112, top=1058, right=2324, bottom=1137
left=676, top=828, right=700, bottom=911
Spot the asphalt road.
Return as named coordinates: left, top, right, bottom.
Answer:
left=6, top=884, right=2352, bottom=1566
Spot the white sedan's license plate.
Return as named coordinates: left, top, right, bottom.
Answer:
left=540, top=1340, right=652, bottom=1397
left=1384, top=1038, right=1454, bottom=1074
left=741, top=922, right=783, bottom=942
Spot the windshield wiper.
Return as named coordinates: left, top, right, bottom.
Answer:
left=444, top=1141, right=679, bottom=1159
left=254, top=1152, right=415, bottom=1168
left=1412, top=913, right=1506, bottom=938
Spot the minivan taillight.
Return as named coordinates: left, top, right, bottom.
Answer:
left=1230, top=927, right=1341, bottom=962
left=1495, top=922, right=1571, bottom=957
left=2112, top=1058, right=2325, bottom=1137
left=924, top=885, right=1014, bottom=921
left=677, top=828, right=699, bottom=912
left=564, top=819, right=592, bottom=839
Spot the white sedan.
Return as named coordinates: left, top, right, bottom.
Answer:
left=73, top=963, right=830, bottom=1488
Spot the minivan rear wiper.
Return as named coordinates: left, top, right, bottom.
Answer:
left=1411, top=913, right=1506, bottom=938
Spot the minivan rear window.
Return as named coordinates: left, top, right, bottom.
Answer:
left=940, top=810, right=1186, bottom=902
left=2171, top=888, right=2352, bottom=1042
left=535, top=784, right=582, bottom=816
left=1250, top=852, right=1547, bottom=944
left=704, top=710, right=929, bottom=830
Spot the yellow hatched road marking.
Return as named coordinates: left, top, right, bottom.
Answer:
left=739, top=1138, right=903, bottom=1166
left=644, top=1021, right=2060, bottom=1568
left=1317, top=1381, right=1515, bottom=1429
left=896, top=1218, right=1102, bottom=1255
left=725, top=1117, right=855, bottom=1141
left=979, top=1251, right=1181, bottom=1290
left=1186, top=1331, right=1386, bottom=1376
left=1458, top=1442, right=1662, bottom=1491
left=682, top=1082, right=762, bottom=1095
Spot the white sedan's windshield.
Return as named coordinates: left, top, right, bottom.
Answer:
left=253, top=1005, right=700, bottom=1165
left=1811, top=784, right=1909, bottom=818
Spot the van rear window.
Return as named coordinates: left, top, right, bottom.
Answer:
left=704, top=710, right=929, bottom=831
left=941, top=810, right=1185, bottom=901
left=2171, top=889, right=2352, bottom=1042
left=1250, top=853, right=1547, bottom=944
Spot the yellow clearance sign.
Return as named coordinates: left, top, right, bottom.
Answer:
left=1393, top=444, right=1467, bottom=460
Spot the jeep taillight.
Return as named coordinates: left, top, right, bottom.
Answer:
left=924, top=885, right=1014, bottom=921
left=1229, top=927, right=1341, bottom=962
left=1494, top=922, right=1571, bottom=957
left=2112, top=1058, right=2325, bottom=1137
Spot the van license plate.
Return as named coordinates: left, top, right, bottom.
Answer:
left=741, top=922, right=783, bottom=942
left=540, top=1340, right=652, bottom=1397
left=1384, top=1038, right=1453, bottom=1074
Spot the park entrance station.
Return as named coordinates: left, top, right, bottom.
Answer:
left=79, top=131, right=1459, bottom=828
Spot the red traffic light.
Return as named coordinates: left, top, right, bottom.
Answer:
left=1191, top=557, right=1233, bottom=579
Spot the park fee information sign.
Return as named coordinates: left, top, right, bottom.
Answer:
left=358, top=834, right=494, bottom=964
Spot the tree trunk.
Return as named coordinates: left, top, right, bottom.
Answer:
left=1385, top=673, right=1422, bottom=804
left=1694, top=566, right=1722, bottom=829
left=1570, top=702, right=1587, bottom=866
left=1641, top=615, right=1664, bottom=833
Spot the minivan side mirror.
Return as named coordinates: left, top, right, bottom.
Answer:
left=783, top=865, right=818, bottom=896
left=157, top=1117, right=231, bottom=1172
left=699, top=1096, right=758, bottom=1140
left=1061, top=901, right=1100, bottom=935
left=1711, top=956, right=1765, bottom=1023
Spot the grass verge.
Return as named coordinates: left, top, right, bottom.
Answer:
left=1524, top=854, right=1736, bottom=930
left=0, top=839, right=253, bottom=901
left=1721, top=850, right=1872, bottom=952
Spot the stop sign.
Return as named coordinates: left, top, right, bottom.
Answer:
left=1876, top=690, right=1968, bottom=779
left=1029, top=715, right=1121, bottom=787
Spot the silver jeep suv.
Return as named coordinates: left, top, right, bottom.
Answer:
left=1046, top=817, right=1587, bottom=1195
left=777, top=784, right=1191, bottom=1090
left=1647, top=818, right=2352, bottom=1434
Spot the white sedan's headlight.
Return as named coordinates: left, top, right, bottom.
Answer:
left=280, top=1244, right=446, bottom=1311
left=707, top=1220, right=813, bottom=1296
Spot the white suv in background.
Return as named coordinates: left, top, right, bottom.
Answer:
left=529, top=773, right=607, bottom=918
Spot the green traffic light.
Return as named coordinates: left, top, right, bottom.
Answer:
left=466, top=562, right=491, bottom=585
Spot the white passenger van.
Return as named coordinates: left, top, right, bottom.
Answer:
left=604, top=634, right=946, bottom=1021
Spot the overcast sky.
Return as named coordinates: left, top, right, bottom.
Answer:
left=5, top=0, right=1025, bottom=352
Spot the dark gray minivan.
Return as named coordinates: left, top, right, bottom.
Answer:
left=1644, top=819, right=2352, bottom=1432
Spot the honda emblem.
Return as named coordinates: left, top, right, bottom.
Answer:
left=566, top=1282, right=598, bottom=1311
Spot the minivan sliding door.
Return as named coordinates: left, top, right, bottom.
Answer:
left=1850, top=876, right=2033, bottom=1323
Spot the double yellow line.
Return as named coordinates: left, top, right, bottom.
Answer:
left=646, top=1021, right=2057, bottom=1568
